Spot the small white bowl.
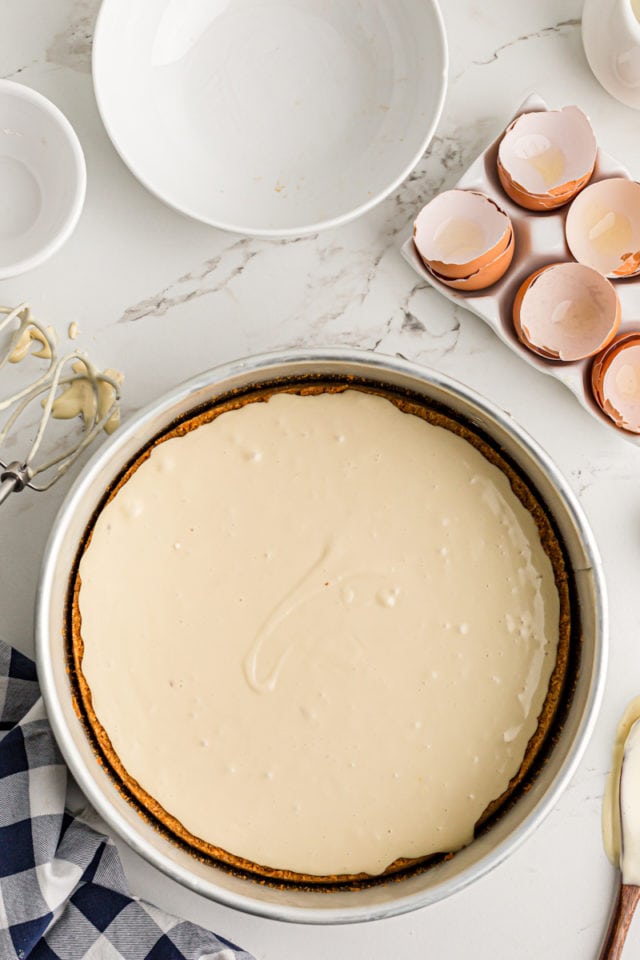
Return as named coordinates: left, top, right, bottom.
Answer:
left=0, top=80, right=86, bottom=280
left=93, top=0, right=448, bottom=237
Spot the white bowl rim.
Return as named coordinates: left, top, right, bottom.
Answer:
left=0, top=79, right=86, bottom=279
left=35, top=348, right=607, bottom=924
left=91, top=1, right=449, bottom=237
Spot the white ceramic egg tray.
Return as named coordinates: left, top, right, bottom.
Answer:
left=401, top=94, right=640, bottom=445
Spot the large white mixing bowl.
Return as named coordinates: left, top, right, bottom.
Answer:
left=92, top=0, right=448, bottom=236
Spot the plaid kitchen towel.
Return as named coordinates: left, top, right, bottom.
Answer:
left=0, top=640, right=255, bottom=960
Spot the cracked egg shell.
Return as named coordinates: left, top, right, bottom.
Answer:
left=591, top=333, right=640, bottom=434
left=565, top=178, right=640, bottom=279
left=497, top=106, right=597, bottom=211
left=429, top=226, right=515, bottom=292
left=413, top=189, right=513, bottom=285
left=512, top=262, right=620, bottom=362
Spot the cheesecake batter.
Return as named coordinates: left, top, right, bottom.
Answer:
left=603, top=698, right=640, bottom=883
left=78, top=389, right=560, bottom=877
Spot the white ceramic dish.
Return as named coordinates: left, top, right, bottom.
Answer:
left=37, top=349, right=606, bottom=924
left=401, top=95, right=640, bottom=445
left=92, top=0, right=448, bottom=237
left=582, top=0, right=640, bottom=111
left=0, top=80, right=86, bottom=279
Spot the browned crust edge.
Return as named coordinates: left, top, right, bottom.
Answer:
left=65, top=375, right=578, bottom=891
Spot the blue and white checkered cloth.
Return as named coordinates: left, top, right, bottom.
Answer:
left=0, top=640, right=254, bottom=960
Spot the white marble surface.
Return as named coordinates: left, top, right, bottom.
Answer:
left=2, top=1, right=640, bottom=957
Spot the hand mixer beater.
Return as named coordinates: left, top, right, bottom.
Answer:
left=0, top=303, right=122, bottom=505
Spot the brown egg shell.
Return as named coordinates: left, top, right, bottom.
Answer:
left=429, top=227, right=515, bottom=292
left=497, top=106, right=597, bottom=212
left=565, top=178, right=640, bottom=279
left=420, top=194, right=511, bottom=279
left=413, top=190, right=513, bottom=280
left=591, top=332, right=640, bottom=432
left=512, top=263, right=621, bottom=362
left=591, top=332, right=640, bottom=406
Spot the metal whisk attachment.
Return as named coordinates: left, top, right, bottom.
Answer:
left=0, top=303, right=122, bottom=505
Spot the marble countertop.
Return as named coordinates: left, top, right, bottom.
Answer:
left=3, top=1, right=640, bottom=957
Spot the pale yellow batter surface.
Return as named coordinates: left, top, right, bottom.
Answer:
left=78, top=390, right=560, bottom=877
